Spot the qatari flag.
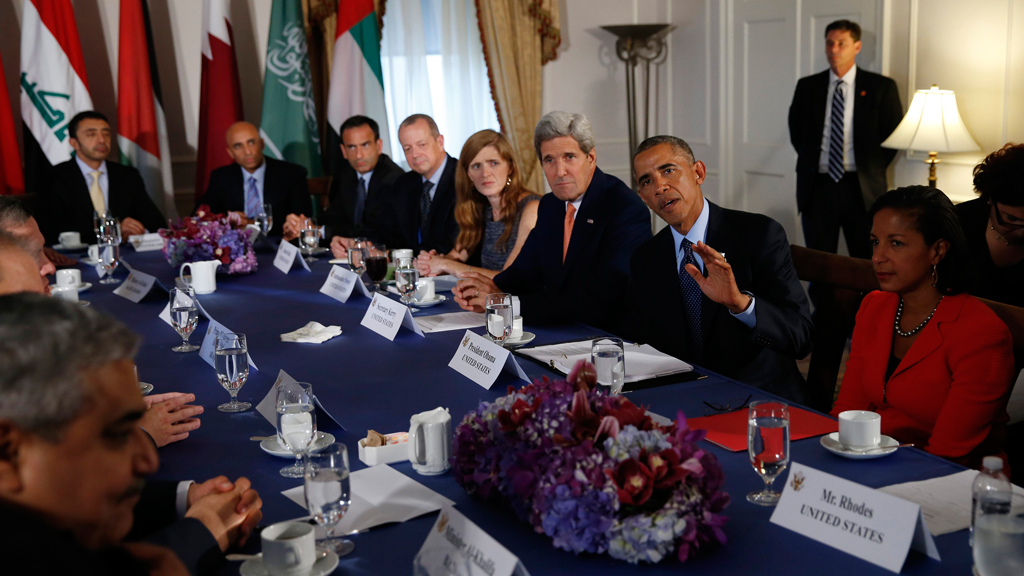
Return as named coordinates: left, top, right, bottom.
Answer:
left=195, top=0, right=243, bottom=200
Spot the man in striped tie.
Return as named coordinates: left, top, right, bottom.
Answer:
left=788, top=19, right=903, bottom=259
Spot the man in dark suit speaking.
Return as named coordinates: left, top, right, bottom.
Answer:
left=454, top=111, right=651, bottom=332
left=624, top=136, right=812, bottom=402
left=196, top=122, right=311, bottom=237
left=789, top=19, right=902, bottom=258
left=35, top=111, right=166, bottom=245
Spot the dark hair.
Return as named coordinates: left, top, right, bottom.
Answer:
left=868, top=186, right=969, bottom=295
left=399, top=114, right=440, bottom=138
left=632, top=135, right=696, bottom=179
left=340, top=115, right=381, bottom=141
left=972, top=143, right=1024, bottom=206
left=825, top=20, right=862, bottom=42
left=68, top=111, right=109, bottom=141
left=0, top=196, right=33, bottom=229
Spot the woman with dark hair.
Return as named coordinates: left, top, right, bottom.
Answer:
left=955, top=143, right=1024, bottom=306
left=832, top=186, right=1015, bottom=470
left=417, top=130, right=540, bottom=277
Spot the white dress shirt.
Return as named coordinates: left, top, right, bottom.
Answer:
left=818, top=64, right=858, bottom=173
left=422, top=155, right=448, bottom=201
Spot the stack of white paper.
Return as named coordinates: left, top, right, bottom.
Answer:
left=517, top=341, right=692, bottom=383
left=879, top=469, right=1024, bottom=535
left=416, top=311, right=486, bottom=333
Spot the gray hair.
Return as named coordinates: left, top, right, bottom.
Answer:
left=0, top=197, right=32, bottom=230
left=399, top=114, right=440, bottom=138
left=0, top=294, right=140, bottom=441
left=534, top=111, right=596, bottom=159
left=632, top=135, right=696, bottom=178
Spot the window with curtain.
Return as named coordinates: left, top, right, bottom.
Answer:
left=380, top=0, right=500, bottom=165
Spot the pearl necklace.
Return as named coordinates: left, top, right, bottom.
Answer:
left=894, top=296, right=942, bottom=338
left=989, top=225, right=1010, bottom=245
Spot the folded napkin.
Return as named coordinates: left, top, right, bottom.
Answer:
left=280, top=321, right=342, bottom=344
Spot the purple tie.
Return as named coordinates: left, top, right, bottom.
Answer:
left=245, top=176, right=260, bottom=218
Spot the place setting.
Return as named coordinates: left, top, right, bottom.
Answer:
left=50, top=269, right=92, bottom=294
left=51, top=231, right=89, bottom=252
left=820, top=410, right=909, bottom=460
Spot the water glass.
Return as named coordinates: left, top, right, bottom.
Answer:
left=215, top=333, right=251, bottom=413
left=98, top=235, right=121, bottom=284
left=747, top=400, right=790, bottom=506
left=365, top=244, right=388, bottom=293
left=304, top=443, right=355, bottom=557
left=256, top=203, right=273, bottom=235
left=397, top=265, right=420, bottom=311
left=169, top=287, right=199, bottom=352
left=591, top=337, right=625, bottom=394
left=301, top=218, right=320, bottom=262
left=974, top=510, right=1024, bottom=576
left=277, top=381, right=317, bottom=478
left=100, top=214, right=121, bottom=244
left=485, top=293, right=513, bottom=345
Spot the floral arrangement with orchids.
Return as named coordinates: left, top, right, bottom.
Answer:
left=451, top=361, right=729, bottom=564
left=159, top=205, right=257, bottom=274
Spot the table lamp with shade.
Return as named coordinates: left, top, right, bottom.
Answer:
left=881, top=85, right=980, bottom=188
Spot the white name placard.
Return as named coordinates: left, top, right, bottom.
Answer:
left=359, top=294, right=424, bottom=341
left=273, top=240, right=310, bottom=273
left=128, top=233, right=165, bottom=252
left=319, top=265, right=372, bottom=303
left=113, top=269, right=159, bottom=303
left=448, top=330, right=529, bottom=389
left=770, top=462, right=939, bottom=573
left=198, top=318, right=258, bottom=371
left=414, top=505, right=525, bottom=576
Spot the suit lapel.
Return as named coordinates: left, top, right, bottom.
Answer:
left=699, top=202, right=727, bottom=340
left=810, top=71, right=830, bottom=138
left=554, top=172, right=605, bottom=291
left=852, top=73, right=867, bottom=142
left=230, top=164, right=246, bottom=209
left=655, top=228, right=691, bottom=354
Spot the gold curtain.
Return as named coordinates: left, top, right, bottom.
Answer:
left=476, top=0, right=562, bottom=194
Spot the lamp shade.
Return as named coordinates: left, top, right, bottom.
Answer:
left=881, top=85, right=980, bottom=153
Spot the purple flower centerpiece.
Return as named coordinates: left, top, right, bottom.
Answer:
left=159, top=205, right=257, bottom=274
left=452, top=361, right=729, bottom=564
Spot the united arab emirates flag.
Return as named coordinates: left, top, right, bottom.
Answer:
left=19, top=0, right=93, bottom=193
left=118, top=0, right=177, bottom=219
left=259, top=0, right=322, bottom=177
left=0, top=51, right=24, bottom=196
left=196, top=0, right=244, bottom=200
left=326, top=0, right=390, bottom=169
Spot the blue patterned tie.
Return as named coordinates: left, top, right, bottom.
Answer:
left=420, top=180, right=434, bottom=235
left=678, top=238, right=704, bottom=361
left=354, top=176, right=368, bottom=224
left=828, top=79, right=845, bottom=183
left=245, top=176, right=260, bottom=218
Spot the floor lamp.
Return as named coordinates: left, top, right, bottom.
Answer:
left=881, top=85, right=980, bottom=189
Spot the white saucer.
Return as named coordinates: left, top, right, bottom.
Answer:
left=80, top=257, right=100, bottom=266
left=412, top=294, right=447, bottom=308
left=139, top=382, right=154, bottom=395
left=820, top=433, right=900, bottom=460
left=260, top=432, right=336, bottom=458
left=240, top=550, right=339, bottom=576
left=505, top=331, right=536, bottom=347
left=304, top=247, right=329, bottom=256
left=52, top=243, right=88, bottom=251
left=50, top=282, right=92, bottom=293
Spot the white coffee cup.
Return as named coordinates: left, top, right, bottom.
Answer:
left=261, top=521, right=316, bottom=576
left=511, top=316, right=524, bottom=339
left=409, top=407, right=452, bottom=475
left=415, top=277, right=435, bottom=301
left=838, top=410, right=882, bottom=450
left=51, top=285, right=79, bottom=303
left=87, top=245, right=100, bottom=260
left=58, top=231, right=81, bottom=247
left=56, top=269, right=81, bottom=288
left=179, top=260, right=219, bottom=294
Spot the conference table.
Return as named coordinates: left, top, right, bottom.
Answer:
left=78, top=247, right=974, bottom=575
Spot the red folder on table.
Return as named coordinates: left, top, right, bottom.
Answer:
left=687, top=407, right=837, bottom=452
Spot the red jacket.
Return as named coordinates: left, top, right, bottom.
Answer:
left=832, top=291, right=1014, bottom=470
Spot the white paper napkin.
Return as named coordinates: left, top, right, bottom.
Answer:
left=280, top=321, right=343, bottom=344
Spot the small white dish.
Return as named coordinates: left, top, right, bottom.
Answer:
left=412, top=294, right=447, bottom=308
left=820, top=432, right=900, bottom=460
left=80, top=257, right=100, bottom=266
left=139, top=382, right=154, bottom=395
left=240, top=550, right=339, bottom=576
left=260, top=432, right=335, bottom=458
left=504, top=331, right=536, bottom=347
left=50, top=282, right=92, bottom=293
left=52, top=242, right=88, bottom=251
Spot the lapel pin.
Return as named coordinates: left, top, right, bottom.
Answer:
left=587, top=219, right=594, bottom=224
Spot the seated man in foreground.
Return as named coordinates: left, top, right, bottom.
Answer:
left=453, top=111, right=651, bottom=331
left=0, top=197, right=58, bottom=294
left=625, top=136, right=812, bottom=402
left=0, top=295, right=262, bottom=575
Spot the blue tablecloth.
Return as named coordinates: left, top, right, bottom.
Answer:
left=80, top=250, right=972, bottom=575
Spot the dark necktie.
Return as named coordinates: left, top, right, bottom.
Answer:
left=420, top=180, right=434, bottom=237
left=678, top=238, right=704, bottom=361
left=354, top=176, right=367, bottom=225
left=828, top=79, right=845, bottom=182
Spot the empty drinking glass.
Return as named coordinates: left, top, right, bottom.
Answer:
left=215, top=333, right=251, bottom=412
left=98, top=235, right=121, bottom=284
left=747, top=400, right=790, bottom=506
left=591, top=337, right=625, bottom=394
left=277, top=381, right=316, bottom=478
left=485, top=293, right=513, bottom=345
left=305, top=443, right=355, bottom=557
left=396, top=265, right=419, bottom=311
left=169, top=287, right=199, bottom=352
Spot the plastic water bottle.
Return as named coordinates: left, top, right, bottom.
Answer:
left=971, top=456, right=1012, bottom=547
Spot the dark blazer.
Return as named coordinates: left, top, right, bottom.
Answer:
left=494, top=167, right=651, bottom=332
left=128, top=480, right=223, bottom=576
left=323, top=153, right=404, bottom=239
left=364, top=154, right=458, bottom=253
left=196, top=157, right=311, bottom=237
left=624, top=202, right=813, bottom=402
left=788, top=68, right=902, bottom=211
left=35, top=159, right=166, bottom=245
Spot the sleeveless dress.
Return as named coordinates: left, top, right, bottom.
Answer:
left=480, top=197, right=537, bottom=270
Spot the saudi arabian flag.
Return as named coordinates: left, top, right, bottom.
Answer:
left=259, top=0, right=322, bottom=177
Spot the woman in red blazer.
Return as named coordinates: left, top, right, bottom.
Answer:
left=832, top=186, right=1015, bottom=470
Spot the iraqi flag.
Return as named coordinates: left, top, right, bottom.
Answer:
left=195, top=0, right=243, bottom=200
left=118, top=0, right=177, bottom=218
left=326, top=0, right=390, bottom=171
left=0, top=51, right=24, bottom=196
left=19, top=0, right=93, bottom=193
